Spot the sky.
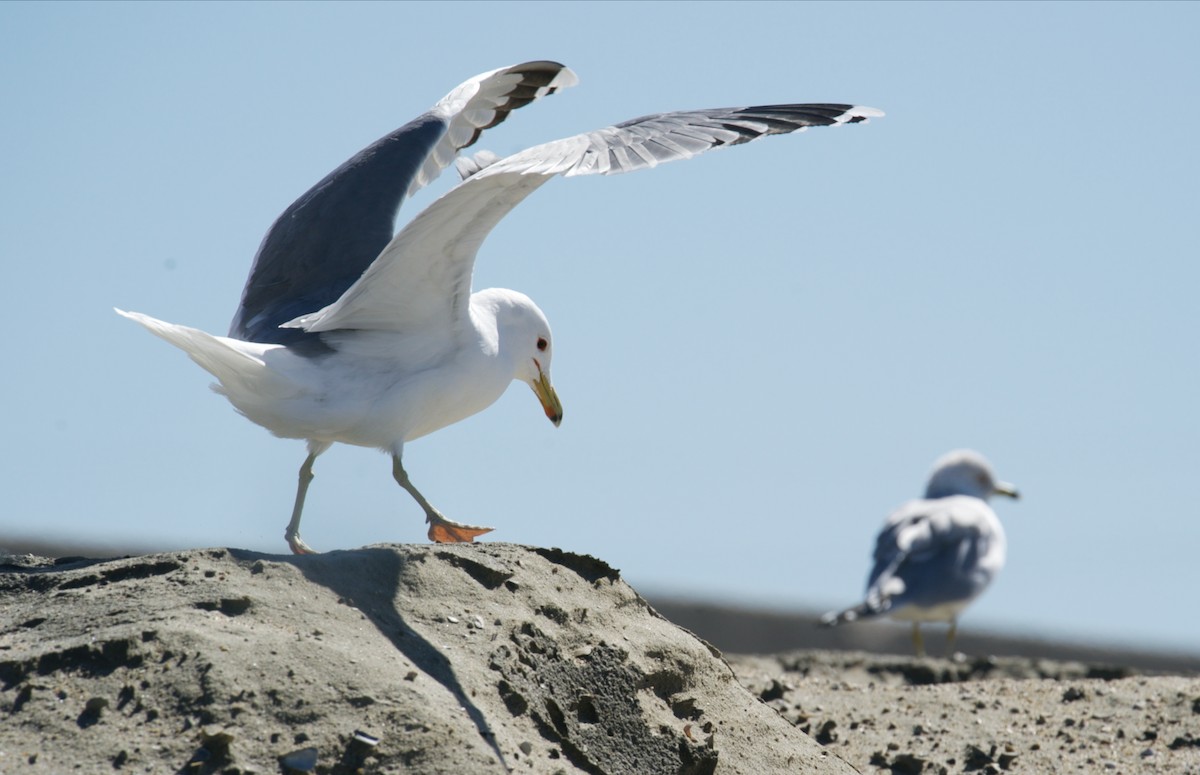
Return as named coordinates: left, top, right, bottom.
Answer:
left=3, top=1, right=1198, bottom=656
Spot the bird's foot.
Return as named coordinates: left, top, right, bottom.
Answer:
left=286, top=531, right=320, bottom=555
left=426, top=513, right=494, bottom=543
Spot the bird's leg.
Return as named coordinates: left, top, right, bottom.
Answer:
left=284, top=451, right=320, bottom=555
left=946, top=619, right=959, bottom=656
left=911, top=623, right=926, bottom=658
left=391, top=454, right=493, bottom=543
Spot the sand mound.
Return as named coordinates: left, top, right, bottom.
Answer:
left=0, top=545, right=848, bottom=774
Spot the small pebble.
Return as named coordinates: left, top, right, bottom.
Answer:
left=280, top=746, right=319, bottom=772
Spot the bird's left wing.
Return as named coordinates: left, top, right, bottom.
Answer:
left=405, top=61, right=579, bottom=200
left=283, top=101, right=882, bottom=337
left=229, top=61, right=577, bottom=346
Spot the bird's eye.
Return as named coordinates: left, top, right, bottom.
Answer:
left=536, top=337, right=548, bottom=352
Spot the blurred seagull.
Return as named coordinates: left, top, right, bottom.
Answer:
left=821, top=450, right=1018, bottom=656
left=117, top=61, right=882, bottom=554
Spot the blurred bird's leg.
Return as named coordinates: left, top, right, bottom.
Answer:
left=390, top=452, right=493, bottom=543
left=946, top=619, right=959, bottom=656
left=911, top=623, right=926, bottom=658
left=284, top=441, right=331, bottom=555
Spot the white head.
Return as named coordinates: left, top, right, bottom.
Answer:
left=923, top=449, right=1019, bottom=501
left=475, top=288, right=563, bottom=427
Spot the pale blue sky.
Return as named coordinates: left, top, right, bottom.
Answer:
left=3, top=2, right=1198, bottom=654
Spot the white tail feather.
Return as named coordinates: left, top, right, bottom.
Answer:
left=115, top=309, right=290, bottom=400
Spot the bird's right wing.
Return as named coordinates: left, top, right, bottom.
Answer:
left=283, top=102, right=883, bottom=341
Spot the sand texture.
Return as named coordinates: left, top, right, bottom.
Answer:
left=1, top=545, right=1196, bottom=774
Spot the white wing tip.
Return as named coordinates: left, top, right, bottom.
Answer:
left=839, top=105, right=885, bottom=124
left=550, top=66, right=580, bottom=91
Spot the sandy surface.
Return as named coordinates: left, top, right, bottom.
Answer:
left=0, top=545, right=845, bottom=774
left=727, top=651, right=1200, bottom=774
left=1, top=544, right=1197, bottom=774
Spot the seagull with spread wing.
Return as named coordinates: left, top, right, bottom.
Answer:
left=821, top=450, right=1019, bottom=656
left=118, top=61, right=882, bottom=553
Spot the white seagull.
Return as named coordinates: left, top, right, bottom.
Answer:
left=821, top=450, right=1018, bottom=656
left=118, top=61, right=882, bottom=554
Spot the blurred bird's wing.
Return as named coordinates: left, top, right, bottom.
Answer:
left=865, top=496, right=999, bottom=612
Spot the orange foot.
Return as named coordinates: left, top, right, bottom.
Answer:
left=427, top=519, right=494, bottom=543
